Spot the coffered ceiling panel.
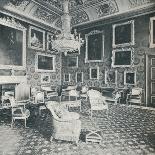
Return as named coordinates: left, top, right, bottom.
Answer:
left=0, top=0, right=154, bottom=30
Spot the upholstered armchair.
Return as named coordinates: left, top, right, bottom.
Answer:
left=87, top=89, right=108, bottom=118
left=46, top=101, right=81, bottom=144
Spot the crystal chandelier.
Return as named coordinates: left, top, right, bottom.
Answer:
left=52, top=0, right=84, bottom=56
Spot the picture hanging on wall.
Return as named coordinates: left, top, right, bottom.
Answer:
left=112, top=20, right=135, bottom=48
left=85, top=30, right=104, bottom=63
left=150, top=16, right=155, bottom=48
left=64, top=73, right=70, bottom=82
left=67, top=56, right=78, bottom=68
left=35, top=53, right=55, bottom=72
left=47, top=32, right=54, bottom=51
left=112, top=48, right=134, bottom=68
left=0, top=17, right=26, bottom=70
left=76, top=72, right=83, bottom=83
left=124, top=71, right=136, bottom=85
left=105, top=70, right=117, bottom=85
left=90, top=67, right=99, bottom=80
left=41, top=74, right=50, bottom=84
left=29, top=26, right=45, bottom=51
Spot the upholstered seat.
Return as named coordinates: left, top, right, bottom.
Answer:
left=46, top=101, right=81, bottom=144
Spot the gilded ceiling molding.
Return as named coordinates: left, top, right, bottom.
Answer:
left=33, top=7, right=60, bottom=24
left=7, top=0, right=30, bottom=11
left=71, top=9, right=89, bottom=26
left=95, top=0, right=118, bottom=17
left=129, top=0, right=151, bottom=8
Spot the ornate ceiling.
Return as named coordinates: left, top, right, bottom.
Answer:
left=0, top=0, right=154, bottom=30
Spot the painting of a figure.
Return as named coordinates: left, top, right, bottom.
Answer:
left=29, top=26, right=45, bottom=50
left=90, top=67, right=99, bottom=79
left=64, top=74, right=70, bottom=82
left=106, top=70, right=116, bottom=84
left=0, top=23, right=25, bottom=69
left=76, top=72, right=83, bottom=83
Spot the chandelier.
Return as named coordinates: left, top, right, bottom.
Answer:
left=52, top=0, right=84, bottom=56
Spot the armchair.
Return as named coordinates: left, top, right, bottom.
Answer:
left=126, top=87, right=143, bottom=106
left=87, top=89, right=108, bottom=118
left=10, top=96, right=30, bottom=128
left=46, top=101, right=81, bottom=144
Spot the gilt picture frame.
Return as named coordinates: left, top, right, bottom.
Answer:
left=105, top=70, right=117, bottom=85
left=76, top=72, right=83, bottom=83
left=112, top=48, right=134, bottom=68
left=35, top=53, right=55, bottom=72
left=29, top=26, right=45, bottom=51
left=89, top=67, right=99, bottom=80
left=150, top=16, right=155, bottom=48
left=0, top=17, right=26, bottom=70
left=124, top=71, right=136, bottom=85
left=112, top=20, right=135, bottom=48
left=85, top=30, right=104, bottom=63
left=41, top=74, right=50, bottom=84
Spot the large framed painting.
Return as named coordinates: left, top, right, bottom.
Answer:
left=150, top=17, right=155, bottom=48
left=76, top=72, right=83, bottom=83
left=64, top=73, right=71, bottom=82
left=112, top=48, right=134, bottom=68
left=105, top=70, right=117, bottom=85
left=85, top=30, right=104, bottom=63
left=41, top=74, right=51, bottom=84
left=112, top=20, right=135, bottom=48
left=0, top=17, right=26, bottom=70
left=124, top=71, right=136, bottom=85
left=67, top=56, right=78, bottom=68
left=89, top=67, right=99, bottom=80
left=35, top=53, right=55, bottom=72
left=29, top=26, right=45, bottom=51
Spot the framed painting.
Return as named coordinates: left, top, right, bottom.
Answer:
left=76, top=72, right=83, bottom=83
left=112, top=20, right=135, bottom=48
left=89, top=67, right=99, bottom=80
left=124, top=71, right=136, bottom=85
left=67, top=56, right=78, bottom=68
left=105, top=70, right=117, bottom=85
left=0, top=17, right=26, bottom=70
left=150, top=17, right=155, bottom=48
left=41, top=74, right=50, bottom=84
left=112, top=48, right=134, bottom=68
left=35, top=53, right=55, bottom=72
left=85, top=30, right=104, bottom=63
left=64, top=73, right=71, bottom=82
left=47, top=32, right=55, bottom=51
left=29, top=26, right=45, bottom=51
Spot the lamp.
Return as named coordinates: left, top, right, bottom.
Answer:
left=52, top=0, right=84, bottom=56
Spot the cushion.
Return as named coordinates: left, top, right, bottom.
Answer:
left=61, top=112, right=80, bottom=121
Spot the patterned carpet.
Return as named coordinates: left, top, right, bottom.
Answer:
left=0, top=101, right=155, bottom=155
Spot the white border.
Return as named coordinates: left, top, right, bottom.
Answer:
left=150, top=16, right=155, bottom=48
left=112, top=48, right=134, bottom=68
left=67, top=56, right=78, bottom=68
left=41, top=74, right=51, bottom=84
left=64, top=73, right=71, bottom=82
left=85, top=30, right=104, bottom=63
left=105, top=70, right=117, bottom=85
left=89, top=67, right=99, bottom=80
left=112, top=20, right=135, bottom=48
left=76, top=72, right=83, bottom=83
left=124, top=70, right=136, bottom=85
left=29, top=26, right=45, bottom=51
left=35, top=53, right=56, bottom=72
left=0, top=17, right=26, bottom=70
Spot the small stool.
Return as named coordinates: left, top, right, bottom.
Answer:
left=39, top=105, right=46, bottom=115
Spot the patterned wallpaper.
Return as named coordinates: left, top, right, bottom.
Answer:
left=62, top=12, right=155, bottom=91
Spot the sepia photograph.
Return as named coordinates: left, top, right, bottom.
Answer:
left=0, top=0, right=155, bottom=155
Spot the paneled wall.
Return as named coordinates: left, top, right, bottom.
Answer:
left=62, top=12, right=155, bottom=90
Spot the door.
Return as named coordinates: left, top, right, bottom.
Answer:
left=146, top=54, right=155, bottom=107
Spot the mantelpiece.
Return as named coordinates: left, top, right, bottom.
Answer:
left=0, top=76, right=27, bottom=84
